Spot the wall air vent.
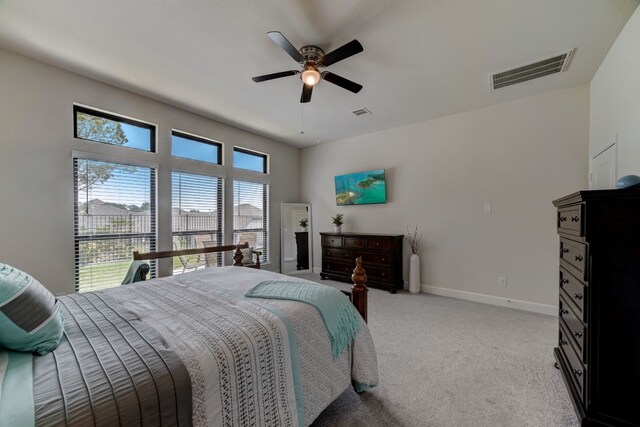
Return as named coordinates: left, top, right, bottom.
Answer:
left=490, top=48, right=575, bottom=90
left=352, top=107, right=372, bottom=117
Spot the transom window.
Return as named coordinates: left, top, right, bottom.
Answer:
left=233, top=147, right=268, bottom=173
left=172, top=130, right=222, bottom=165
left=74, top=105, right=155, bottom=152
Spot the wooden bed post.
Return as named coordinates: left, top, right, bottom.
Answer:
left=351, top=256, right=368, bottom=322
left=233, top=244, right=244, bottom=266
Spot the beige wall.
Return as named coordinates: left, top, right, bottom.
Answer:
left=0, top=49, right=300, bottom=296
left=590, top=5, right=640, bottom=177
left=301, top=85, right=589, bottom=309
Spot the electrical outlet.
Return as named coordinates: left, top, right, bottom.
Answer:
left=498, top=277, right=507, bottom=287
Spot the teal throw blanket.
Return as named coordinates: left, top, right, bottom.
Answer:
left=245, top=280, right=361, bottom=359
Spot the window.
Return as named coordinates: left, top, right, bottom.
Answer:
left=172, top=131, right=222, bottom=164
left=233, top=147, right=268, bottom=173
left=74, top=105, right=155, bottom=152
left=74, top=158, right=156, bottom=292
left=172, top=172, right=223, bottom=273
left=233, top=179, right=268, bottom=263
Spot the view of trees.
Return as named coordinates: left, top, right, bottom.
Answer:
left=76, top=113, right=137, bottom=214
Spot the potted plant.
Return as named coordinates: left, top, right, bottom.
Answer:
left=406, top=226, right=423, bottom=294
left=331, top=213, right=344, bottom=233
left=299, top=218, right=308, bottom=231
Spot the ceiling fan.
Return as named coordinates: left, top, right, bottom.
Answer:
left=252, top=31, right=364, bottom=103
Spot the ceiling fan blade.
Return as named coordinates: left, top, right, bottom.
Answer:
left=252, top=70, right=299, bottom=83
left=300, top=84, right=313, bottom=103
left=322, top=72, right=363, bottom=93
left=319, top=39, right=363, bottom=67
left=267, top=31, right=305, bottom=63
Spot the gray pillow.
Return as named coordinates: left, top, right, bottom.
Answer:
left=0, top=263, right=64, bottom=354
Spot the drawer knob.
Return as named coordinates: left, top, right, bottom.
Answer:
left=376, top=242, right=380, bottom=246
left=562, top=248, right=569, bottom=254
left=560, top=308, right=569, bottom=316
left=381, top=258, right=386, bottom=262
left=574, top=331, right=583, bottom=338
left=573, top=369, right=582, bottom=377
left=560, top=339, right=568, bottom=346
left=574, top=293, right=583, bottom=300
left=559, top=216, right=567, bottom=222
left=571, top=216, right=579, bottom=222
left=560, top=278, right=569, bottom=285
left=574, top=255, right=583, bottom=262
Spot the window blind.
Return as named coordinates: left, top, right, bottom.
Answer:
left=74, top=158, right=156, bottom=292
left=233, top=179, right=268, bottom=263
left=172, top=172, right=224, bottom=272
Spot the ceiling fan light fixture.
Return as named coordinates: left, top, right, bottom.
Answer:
left=301, top=68, right=321, bottom=86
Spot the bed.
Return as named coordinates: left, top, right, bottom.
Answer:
left=0, top=252, right=378, bottom=426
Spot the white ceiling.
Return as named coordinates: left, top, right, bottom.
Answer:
left=0, top=0, right=637, bottom=148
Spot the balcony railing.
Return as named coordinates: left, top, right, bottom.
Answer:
left=77, top=214, right=262, bottom=235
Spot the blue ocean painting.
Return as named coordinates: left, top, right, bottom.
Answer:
left=335, top=170, right=387, bottom=205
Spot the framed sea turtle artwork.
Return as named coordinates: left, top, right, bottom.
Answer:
left=334, top=169, right=387, bottom=206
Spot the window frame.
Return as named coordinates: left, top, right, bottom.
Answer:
left=171, top=170, right=225, bottom=272
left=232, top=178, right=269, bottom=263
left=74, top=104, right=157, bottom=153
left=233, top=146, right=269, bottom=174
left=73, top=153, right=158, bottom=292
left=171, top=130, right=223, bottom=165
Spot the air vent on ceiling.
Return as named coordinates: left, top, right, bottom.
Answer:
left=490, top=48, right=575, bottom=90
left=352, top=107, right=372, bottom=117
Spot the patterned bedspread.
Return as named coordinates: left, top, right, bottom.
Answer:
left=0, top=267, right=378, bottom=426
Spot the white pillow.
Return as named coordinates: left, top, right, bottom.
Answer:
left=241, top=246, right=254, bottom=264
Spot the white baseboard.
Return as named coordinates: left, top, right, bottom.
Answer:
left=421, top=284, right=558, bottom=316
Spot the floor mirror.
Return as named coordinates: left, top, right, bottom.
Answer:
left=280, top=203, right=312, bottom=274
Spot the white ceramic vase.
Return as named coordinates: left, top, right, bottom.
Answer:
left=334, top=225, right=342, bottom=233
left=409, top=253, right=420, bottom=294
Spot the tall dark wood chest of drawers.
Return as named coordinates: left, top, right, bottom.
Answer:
left=320, top=232, right=403, bottom=293
left=553, top=189, right=640, bottom=427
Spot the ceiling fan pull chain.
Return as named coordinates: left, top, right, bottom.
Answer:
left=300, top=104, right=304, bottom=135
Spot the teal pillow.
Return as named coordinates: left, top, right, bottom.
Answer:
left=0, top=264, right=64, bottom=355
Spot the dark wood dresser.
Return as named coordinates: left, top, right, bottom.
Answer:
left=552, top=189, right=640, bottom=427
left=295, top=231, right=309, bottom=270
left=320, top=232, right=403, bottom=293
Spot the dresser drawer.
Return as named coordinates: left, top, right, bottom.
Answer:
left=557, top=204, right=584, bottom=236
left=322, top=235, right=343, bottom=247
left=344, top=237, right=365, bottom=249
left=360, top=252, right=392, bottom=265
left=324, top=248, right=354, bottom=260
left=559, top=323, right=586, bottom=402
left=558, top=324, right=573, bottom=357
left=559, top=296, right=587, bottom=363
left=559, top=267, right=587, bottom=322
left=365, top=266, right=392, bottom=282
left=560, top=238, right=587, bottom=279
left=323, top=260, right=352, bottom=275
left=366, top=237, right=391, bottom=251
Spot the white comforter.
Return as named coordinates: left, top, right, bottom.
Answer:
left=114, top=267, right=378, bottom=426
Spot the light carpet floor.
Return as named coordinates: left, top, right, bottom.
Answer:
left=290, top=273, right=579, bottom=427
